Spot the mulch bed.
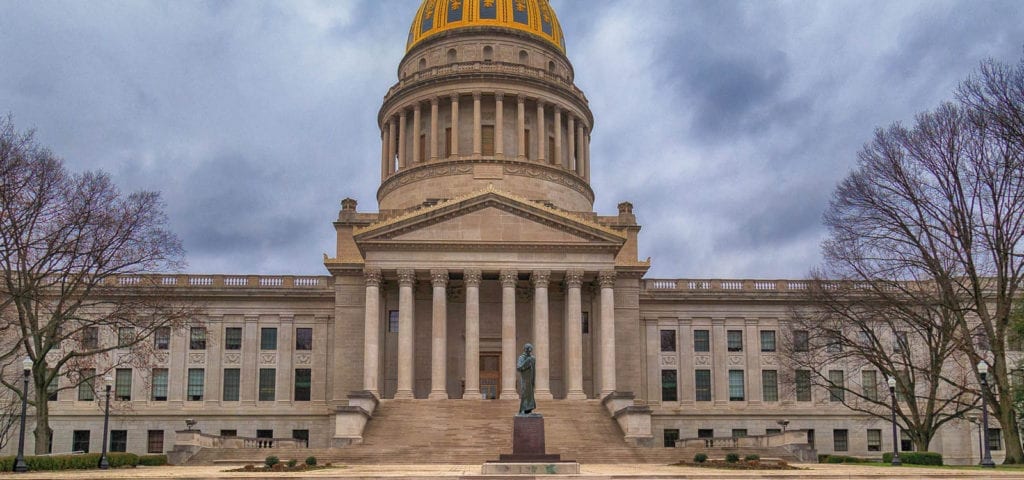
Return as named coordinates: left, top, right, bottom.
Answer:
left=673, top=459, right=801, bottom=470
left=225, top=463, right=342, bottom=473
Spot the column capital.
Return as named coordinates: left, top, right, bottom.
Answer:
left=431, top=97, right=440, bottom=106
left=517, top=95, right=525, bottom=105
left=364, top=268, right=383, bottom=287
left=450, top=93, right=460, bottom=102
left=464, top=268, right=482, bottom=287
left=536, top=99, right=546, bottom=108
left=413, top=101, right=421, bottom=112
left=430, top=269, right=449, bottom=288
left=531, top=270, right=551, bottom=288
left=472, top=91, right=482, bottom=100
left=397, top=269, right=416, bottom=286
left=598, top=270, right=617, bottom=288
left=399, top=109, right=408, bottom=119
left=495, top=91, right=504, bottom=101
left=499, top=269, right=519, bottom=288
left=565, top=269, right=584, bottom=288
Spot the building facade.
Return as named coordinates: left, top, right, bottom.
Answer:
left=14, top=0, right=995, bottom=464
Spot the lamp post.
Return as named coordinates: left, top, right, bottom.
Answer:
left=978, top=361, right=995, bottom=468
left=13, top=357, right=32, bottom=473
left=98, top=374, right=113, bottom=470
left=887, top=376, right=901, bottom=466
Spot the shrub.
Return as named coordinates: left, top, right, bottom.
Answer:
left=108, top=452, right=139, bottom=468
left=725, top=453, right=740, bottom=463
left=287, top=459, right=297, bottom=468
left=882, top=451, right=942, bottom=466
left=138, top=455, right=167, bottom=466
left=744, top=454, right=760, bottom=461
left=0, top=452, right=146, bottom=471
left=305, top=456, right=317, bottom=466
left=265, top=455, right=280, bottom=467
left=693, top=453, right=708, bottom=463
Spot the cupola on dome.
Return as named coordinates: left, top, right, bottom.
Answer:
left=408, top=0, right=565, bottom=53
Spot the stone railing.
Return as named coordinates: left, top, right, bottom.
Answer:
left=643, top=279, right=811, bottom=292
left=385, top=60, right=589, bottom=107
left=676, top=429, right=811, bottom=449
left=169, top=430, right=308, bottom=465
left=109, top=274, right=332, bottom=289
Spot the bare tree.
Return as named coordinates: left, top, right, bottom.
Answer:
left=0, top=116, right=198, bottom=453
left=818, top=55, right=1024, bottom=462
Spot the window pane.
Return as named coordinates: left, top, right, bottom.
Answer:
left=581, top=312, right=590, bottom=334
left=82, top=327, right=98, bottom=350
left=989, top=428, right=1003, bottom=450
left=727, top=330, right=743, bottom=352
left=794, top=330, right=809, bottom=352
left=260, top=328, right=277, bottom=350
left=110, top=430, right=127, bottom=452
left=293, top=429, right=310, bottom=447
left=833, top=429, right=848, bottom=451
left=46, top=369, right=58, bottom=401
left=796, top=370, right=811, bottom=401
left=388, top=311, right=400, bottom=333
left=826, top=338, right=842, bottom=353
left=762, top=370, right=778, bottom=402
left=894, top=331, right=908, bottom=352
left=296, top=328, right=313, bottom=350
left=118, top=327, right=135, bottom=347
left=147, top=430, right=164, bottom=454
left=729, top=370, right=745, bottom=401
left=78, top=369, right=96, bottom=401
left=225, top=327, right=242, bottom=350
left=829, top=370, right=845, bottom=402
left=154, top=327, right=170, bottom=350
left=901, top=429, right=914, bottom=451
left=259, top=368, right=276, bottom=402
left=481, top=125, right=495, bottom=156
left=862, top=370, right=878, bottom=401
left=151, top=368, right=168, bottom=401
left=190, top=327, right=206, bottom=350
left=115, top=368, right=132, bottom=401
left=694, top=330, right=710, bottom=352
left=732, top=429, right=747, bottom=438
left=867, top=429, right=881, bottom=451
left=222, top=368, right=240, bottom=401
left=72, top=430, right=90, bottom=453
left=661, top=370, right=677, bottom=402
left=663, top=429, right=680, bottom=448
left=294, top=368, right=311, bottom=401
left=760, top=330, right=776, bottom=352
left=695, top=369, right=711, bottom=401
left=187, top=368, right=204, bottom=401
left=660, top=330, right=676, bottom=352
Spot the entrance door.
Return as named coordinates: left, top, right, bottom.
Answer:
left=480, top=354, right=501, bottom=399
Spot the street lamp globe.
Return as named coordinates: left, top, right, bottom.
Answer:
left=22, top=357, right=32, bottom=372
left=887, top=376, right=896, bottom=388
left=977, top=361, right=988, bottom=376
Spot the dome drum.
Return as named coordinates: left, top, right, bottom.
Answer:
left=399, top=33, right=574, bottom=84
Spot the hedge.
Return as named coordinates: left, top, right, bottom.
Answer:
left=138, top=454, right=168, bottom=466
left=882, top=451, right=943, bottom=466
left=819, top=454, right=871, bottom=464
left=0, top=452, right=145, bottom=471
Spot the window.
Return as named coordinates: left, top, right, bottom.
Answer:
left=826, top=338, right=842, bottom=353
left=294, top=368, right=311, bottom=401
left=694, top=330, right=710, bottom=352
left=524, top=129, right=531, bottom=159
left=147, top=430, right=164, bottom=454
left=867, top=429, right=881, bottom=452
left=857, top=330, right=871, bottom=347
left=760, top=330, right=776, bottom=352
left=727, top=330, right=743, bottom=352
left=732, top=429, right=748, bottom=438
left=483, top=46, right=493, bottom=62
left=833, top=429, right=848, bottom=452
left=829, top=370, right=845, bottom=402
left=293, top=429, right=310, bottom=448
left=296, top=328, right=313, bottom=350
left=259, top=368, right=276, bottom=402
left=82, top=327, right=98, bottom=350
left=117, top=327, right=135, bottom=347
left=151, top=368, right=168, bottom=401
left=46, top=369, right=58, bottom=401
left=223, top=368, right=240, bottom=401
left=110, top=430, right=127, bottom=452
left=900, top=430, right=914, bottom=452
left=660, top=330, right=676, bottom=352
left=444, top=128, right=452, bottom=158
left=482, top=125, right=495, bottom=156
left=697, top=429, right=714, bottom=439
left=72, top=430, right=90, bottom=453
left=695, top=370, right=711, bottom=401
left=190, top=327, right=206, bottom=350
left=729, top=370, right=745, bottom=401
left=257, top=429, right=273, bottom=439
left=419, top=134, right=426, bottom=162
left=581, top=312, right=590, bottom=334
left=661, top=370, right=677, bottom=402
left=766, top=428, right=782, bottom=436
left=220, top=430, right=237, bottom=437
left=762, top=370, right=778, bottom=402
left=794, top=330, right=809, bottom=352
left=663, top=429, right=679, bottom=448
left=894, top=331, right=908, bottom=353
left=388, top=311, right=400, bottom=333
left=862, top=370, right=878, bottom=401
left=154, top=327, right=170, bottom=350
left=796, top=370, right=812, bottom=401
left=261, top=327, right=277, bottom=350
left=115, top=368, right=132, bottom=401
left=989, top=428, right=1003, bottom=450
left=187, top=368, right=204, bottom=401
left=225, top=327, right=242, bottom=350
left=78, top=368, right=95, bottom=401
left=447, top=48, right=457, bottom=63
left=547, top=136, right=555, bottom=162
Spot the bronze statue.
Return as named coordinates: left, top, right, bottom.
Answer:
left=517, top=343, right=536, bottom=414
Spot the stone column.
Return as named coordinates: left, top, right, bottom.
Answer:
left=517, top=96, right=526, bottom=160
left=363, top=268, right=382, bottom=396
left=398, top=110, right=408, bottom=170
left=387, top=119, right=397, bottom=174
left=429, top=269, right=449, bottom=400
left=412, top=103, right=422, bottom=164
left=500, top=269, right=519, bottom=399
left=745, top=318, right=760, bottom=404
left=472, top=92, right=482, bottom=155
left=450, top=94, right=460, bottom=157
left=536, top=100, right=546, bottom=163
left=598, top=271, right=617, bottom=397
left=395, top=269, right=416, bottom=399
left=463, top=269, right=482, bottom=399
left=712, top=318, right=727, bottom=405
left=380, top=128, right=388, bottom=180
left=553, top=107, right=562, bottom=167
left=495, top=92, right=504, bottom=157
left=532, top=270, right=553, bottom=399
left=584, top=129, right=591, bottom=181
left=430, top=98, right=439, bottom=161
left=576, top=124, right=585, bottom=176
left=567, top=116, right=575, bottom=171
left=565, top=269, right=586, bottom=399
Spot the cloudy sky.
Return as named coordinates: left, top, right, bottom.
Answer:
left=2, top=0, right=1022, bottom=279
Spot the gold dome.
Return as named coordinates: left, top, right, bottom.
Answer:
left=407, top=0, right=566, bottom=53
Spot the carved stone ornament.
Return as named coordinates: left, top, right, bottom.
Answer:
left=695, top=355, right=711, bottom=366
left=598, top=270, right=617, bottom=288
left=464, top=269, right=482, bottom=287
left=500, top=269, right=518, bottom=288
left=728, top=355, right=744, bottom=366
left=660, top=355, right=678, bottom=366
left=762, top=354, right=777, bottom=366
left=430, top=269, right=449, bottom=288
left=565, top=270, right=584, bottom=289
left=296, top=353, right=312, bottom=365
left=259, top=353, right=277, bottom=365
left=531, top=270, right=551, bottom=288
left=364, top=268, right=383, bottom=287
left=224, top=353, right=241, bottom=365
left=397, top=269, right=417, bottom=286
left=188, top=353, right=205, bottom=365
left=153, top=353, right=169, bottom=365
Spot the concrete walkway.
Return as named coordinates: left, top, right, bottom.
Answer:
left=4, top=463, right=1024, bottom=479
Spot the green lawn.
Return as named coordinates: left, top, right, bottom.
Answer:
left=859, top=462, right=1024, bottom=470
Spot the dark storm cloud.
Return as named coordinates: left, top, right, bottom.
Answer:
left=2, top=0, right=1023, bottom=278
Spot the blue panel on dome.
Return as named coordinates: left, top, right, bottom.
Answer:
left=479, top=0, right=497, bottom=19
left=447, top=0, right=463, bottom=22
left=421, top=2, right=435, bottom=33
left=513, top=1, right=529, bottom=24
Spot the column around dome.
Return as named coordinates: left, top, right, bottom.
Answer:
left=494, top=92, right=505, bottom=158
left=516, top=96, right=526, bottom=160
left=398, top=110, right=408, bottom=170
left=449, top=94, right=460, bottom=158
left=430, top=98, right=439, bottom=161
left=567, top=115, right=576, bottom=172
left=536, top=100, right=546, bottom=163
left=412, top=103, right=422, bottom=164
left=553, top=107, right=562, bottom=168
left=472, top=92, right=482, bottom=156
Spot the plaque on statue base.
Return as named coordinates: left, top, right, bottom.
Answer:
left=483, top=414, right=580, bottom=475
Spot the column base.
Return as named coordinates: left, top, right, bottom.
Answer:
left=600, top=389, right=615, bottom=398
left=535, top=390, right=554, bottom=400
left=565, top=391, right=587, bottom=400
left=428, top=391, right=449, bottom=400
left=501, top=390, right=520, bottom=400
left=463, top=389, right=482, bottom=400
left=394, top=390, right=414, bottom=400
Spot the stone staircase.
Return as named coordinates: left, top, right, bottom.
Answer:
left=187, top=398, right=692, bottom=465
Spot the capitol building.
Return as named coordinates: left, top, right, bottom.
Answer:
left=14, top=0, right=995, bottom=465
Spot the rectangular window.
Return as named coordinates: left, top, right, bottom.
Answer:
left=547, top=136, right=555, bottom=162
left=78, top=368, right=96, bottom=401
left=187, top=368, right=204, bottom=401
left=826, top=338, right=842, bottom=353
left=46, top=369, right=58, bottom=401
left=794, top=330, right=809, bottom=352
left=388, top=311, right=400, bottom=333
left=833, top=429, right=848, bottom=452
left=224, top=327, right=242, bottom=350
left=257, top=429, right=273, bottom=439
left=482, top=125, right=495, bottom=156
left=896, top=369, right=911, bottom=402
left=110, top=430, right=127, bottom=452
left=223, top=368, right=240, bottom=401
left=661, top=369, right=678, bottom=402
left=261, top=327, right=277, bottom=350
left=894, top=331, right=909, bottom=353
left=115, top=368, right=132, bottom=401
left=663, top=428, right=680, bottom=448
left=867, top=429, right=881, bottom=452
left=581, top=312, right=590, bottom=334
left=660, top=330, right=676, bottom=352
left=294, top=368, right=311, bottom=401
left=695, top=369, right=712, bottom=401
left=727, top=330, right=743, bottom=352
left=989, top=428, right=1003, bottom=450
left=829, top=370, right=845, bottom=402
left=862, top=370, right=878, bottom=401
left=697, top=429, right=714, bottom=439
left=292, top=429, right=310, bottom=448
left=444, top=127, right=452, bottom=158
left=419, top=134, right=426, bottom=162
left=694, top=330, right=710, bottom=352
left=259, top=368, right=276, bottom=402
left=151, top=368, right=168, bottom=401
left=147, top=430, right=164, bottom=454
left=72, top=430, right=90, bottom=453
left=117, top=327, right=135, bottom=347
left=190, top=327, right=206, bottom=350
left=857, top=330, right=871, bottom=347
left=732, top=429, right=748, bottom=438
left=762, top=370, right=778, bottom=402
left=524, top=129, right=531, bottom=160
left=900, top=430, right=914, bottom=452
left=296, top=328, right=313, bottom=350
left=82, top=327, right=98, bottom=350
left=766, top=428, right=782, bottom=435
left=728, top=370, right=745, bottom=401
left=760, top=330, right=776, bottom=352
left=796, top=370, right=812, bottom=402
left=154, top=327, right=170, bottom=350
left=220, top=430, right=237, bottom=437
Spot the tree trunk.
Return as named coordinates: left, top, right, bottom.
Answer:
left=998, top=407, right=1024, bottom=464
left=31, top=381, right=49, bottom=455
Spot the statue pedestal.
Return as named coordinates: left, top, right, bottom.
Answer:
left=483, top=414, right=580, bottom=474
